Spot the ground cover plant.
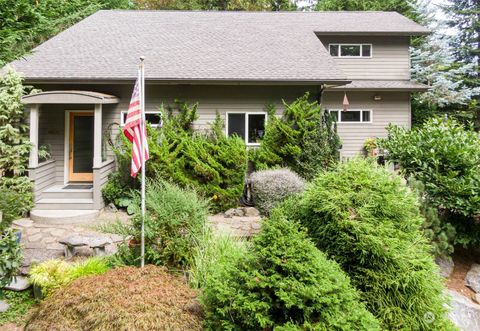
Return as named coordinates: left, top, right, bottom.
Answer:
left=0, top=289, right=36, bottom=326
left=201, top=212, right=380, bottom=330
left=24, top=266, right=203, bottom=331
left=0, top=229, right=22, bottom=288
left=249, top=93, right=341, bottom=180
left=104, top=101, right=247, bottom=213
left=29, top=257, right=110, bottom=297
left=278, top=158, right=455, bottom=330
left=380, top=118, right=480, bottom=247
left=250, top=168, right=305, bottom=215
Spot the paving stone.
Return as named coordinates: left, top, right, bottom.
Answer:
left=448, top=289, right=480, bottom=331
left=46, top=243, right=65, bottom=250
left=5, top=276, right=31, bottom=291
left=26, top=227, right=41, bottom=235
left=12, top=219, right=34, bottom=228
left=466, top=264, right=480, bottom=293
left=0, top=300, right=9, bottom=313
left=49, top=229, right=67, bottom=237
left=28, top=233, right=43, bottom=242
left=24, top=242, right=44, bottom=249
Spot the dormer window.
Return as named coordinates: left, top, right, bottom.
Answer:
left=329, top=44, right=372, bottom=58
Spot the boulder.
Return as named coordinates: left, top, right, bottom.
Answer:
left=0, top=300, right=9, bottom=313
left=243, top=207, right=260, bottom=217
left=224, top=208, right=236, bottom=218
left=436, top=256, right=454, bottom=278
left=106, top=203, right=118, bottom=213
left=447, top=289, right=480, bottom=331
left=5, top=276, right=31, bottom=291
left=466, top=264, right=480, bottom=293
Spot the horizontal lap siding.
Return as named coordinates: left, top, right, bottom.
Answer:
left=322, top=91, right=411, bottom=158
left=318, top=36, right=410, bottom=80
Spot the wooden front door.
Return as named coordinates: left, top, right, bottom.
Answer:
left=69, top=112, right=94, bottom=182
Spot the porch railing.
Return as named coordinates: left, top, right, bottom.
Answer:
left=92, top=159, right=116, bottom=209
left=28, top=159, right=56, bottom=201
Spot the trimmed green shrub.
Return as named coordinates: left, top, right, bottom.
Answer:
left=0, top=229, right=22, bottom=288
left=105, top=101, right=247, bottom=213
left=409, top=177, right=456, bottom=258
left=278, top=158, right=455, bottom=330
left=29, top=257, right=110, bottom=297
left=25, top=266, right=203, bottom=331
left=380, top=118, right=480, bottom=218
left=201, top=212, right=380, bottom=330
left=249, top=93, right=341, bottom=180
left=250, top=168, right=305, bottom=215
left=127, top=179, right=209, bottom=270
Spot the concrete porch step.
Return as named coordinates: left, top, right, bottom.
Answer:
left=30, top=209, right=100, bottom=224
left=42, top=185, right=93, bottom=199
left=34, top=198, right=94, bottom=210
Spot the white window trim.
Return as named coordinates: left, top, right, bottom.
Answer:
left=328, top=43, right=373, bottom=58
left=328, top=109, right=373, bottom=124
left=120, top=110, right=162, bottom=127
left=225, top=112, right=268, bottom=146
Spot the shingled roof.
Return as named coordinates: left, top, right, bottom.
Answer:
left=8, top=10, right=429, bottom=83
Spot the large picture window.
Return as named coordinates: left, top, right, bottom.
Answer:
left=329, top=44, right=372, bottom=58
left=328, top=109, right=372, bottom=123
left=226, top=112, right=267, bottom=145
left=121, top=110, right=162, bottom=127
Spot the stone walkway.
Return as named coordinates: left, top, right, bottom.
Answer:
left=12, top=211, right=129, bottom=274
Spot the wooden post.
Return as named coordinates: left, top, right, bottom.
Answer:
left=93, top=104, right=102, bottom=168
left=28, top=104, right=39, bottom=168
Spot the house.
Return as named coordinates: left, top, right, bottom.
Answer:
left=6, top=10, right=429, bottom=221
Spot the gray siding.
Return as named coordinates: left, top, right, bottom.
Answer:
left=322, top=91, right=411, bottom=157
left=318, top=36, right=410, bottom=80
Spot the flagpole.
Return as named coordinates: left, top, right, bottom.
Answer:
left=140, top=56, right=146, bottom=268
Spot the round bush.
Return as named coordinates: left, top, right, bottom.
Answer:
left=25, top=266, right=202, bottom=331
left=250, top=168, right=305, bottom=215
left=278, top=158, right=455, bottom=330
left=201, top=212, right=380, bottom=330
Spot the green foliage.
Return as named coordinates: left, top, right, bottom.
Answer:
left=278, top=158, right=455, bottom=330
left=189, top=231, right=247, bottom=289
left=250, top=168, right=305, bottom=215
left=134, top=0, right=296, bottom=10
left=0, top=0, right=132, bottom=65
left=0, top=289, right=36, bottom=326
left=202, top=213, right=380, bottom=330
left=380, top=118, right=480, bottom=218
left=0, top=229, right=22, bottom=288
left=408, top=177, right=456, bottom=258
left=0, top=177, right=34, bottom=230
left=29, top=257, right=110, bottom=298
left=128, top=179, right=209, bottom=270
left=106, top=101, right=247, bottom=213
left=250, top=93, right=341, bottom=180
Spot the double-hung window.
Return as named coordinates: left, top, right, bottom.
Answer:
left=120, top=110, right=163, bottom=127
left=329, top=44, right=372, bottom=58
left=226, top=112, right=267, bottom=146
left=328, top=109, right=372, bottom=123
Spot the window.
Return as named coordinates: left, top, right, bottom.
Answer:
left=328, top=110, right=372, bottom=123
left=226, top=112, right=267, bottom=145
left=121, top=111, right=162, bottom=127
left=329, top=44, right=372, bottom=58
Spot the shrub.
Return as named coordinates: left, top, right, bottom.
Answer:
left=29, top=257, right=110, bottom=297
left=408, top=177, right=456, bottom=258
left=128, top=179, right=209, bottom=270
left=380, top=117, right=480, bottom=218
left=278, top=158, right=455, bottom=330
left=201, top=212, right=380, bottom=330
left=249, top=93, right=341, bottom=180
left=0, top=177, right=33, bottom=229
left=250, top=168, right=305, bottom=215
left=25, top=266, right=202, bottom=331
left=0, top=229, right=22, bottom=288
left=105, top=101, right=247, bottom=213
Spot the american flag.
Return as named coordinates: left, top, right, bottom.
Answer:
left=123, top=76, right=149, bottom=178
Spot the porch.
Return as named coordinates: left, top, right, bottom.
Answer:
left=22, top=91, right=119, bottom=222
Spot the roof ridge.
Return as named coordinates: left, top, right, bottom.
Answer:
left=98, top=9, right=396, bottom=14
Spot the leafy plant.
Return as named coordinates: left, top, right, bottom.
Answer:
left=201, top=212, right=380, bottom=330
left=29, top=257, right=110, bottom=297
left=249, top=168, right=305, bottom=215
left=0, top=229, right=22, bottom=288
left=0, top=289, right=36, bottom=326
left=0, top=177, right=34, bottom=230
left=278, top=158, right=455, bottom=330
left=127, top=179, right=209, bottom=270
left=249, top=93, right=341, bottom=180
left=25, top=266, right=203, bottom=331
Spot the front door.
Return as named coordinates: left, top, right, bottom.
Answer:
left=69, top=112, right=94, bottom=182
